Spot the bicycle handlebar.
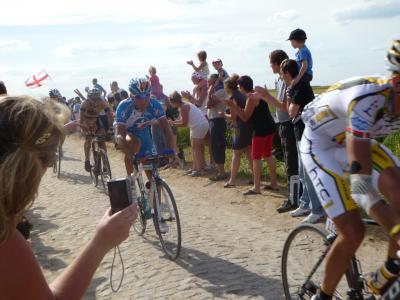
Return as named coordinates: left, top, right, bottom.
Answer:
left=133, top=150, right=175, bottom=163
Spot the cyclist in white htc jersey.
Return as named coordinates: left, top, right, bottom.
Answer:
left=302, top=40, right=400, bottom=300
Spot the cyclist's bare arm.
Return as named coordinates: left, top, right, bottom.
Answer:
left=346, top=135, right=372, bottom=175
left=115, top=124, right=131, bottom=156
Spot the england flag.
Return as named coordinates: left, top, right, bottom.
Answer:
left=25, top=69, right=50, bottom=88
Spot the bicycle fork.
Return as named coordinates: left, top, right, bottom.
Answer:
left=150, top=178, right=175, bottom=222
left=345, top=257, right=366, bottom=300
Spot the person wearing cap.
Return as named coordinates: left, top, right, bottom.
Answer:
left=212, top=59, right=229, bottom=92
left=287, top=28, right=313, bottom=87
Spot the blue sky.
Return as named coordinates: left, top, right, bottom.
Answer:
left=0, top=0, right=399, bottom=98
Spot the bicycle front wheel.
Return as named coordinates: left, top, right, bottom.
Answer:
left=153, top=179, right=181, bottom=260
left=133, top=194, right=147, bottom=236
left=282, top=224, right=329, bottom=300
left=90, top=149, right=98, bottom=187
left=99, top=149, right=112, bottom=192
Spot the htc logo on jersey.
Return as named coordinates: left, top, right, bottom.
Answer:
left=307, top=165, right=331, bottom=202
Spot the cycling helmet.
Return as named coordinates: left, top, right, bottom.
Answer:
left=387, top=39, right=400, bottom=73
left=128, top=77, right=151, bottom=98
left=49, top=88, right=61, bottom=98
left=87, top=87, right=102, bottom=99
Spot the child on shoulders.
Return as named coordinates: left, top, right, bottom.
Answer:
left=212, top=58, right=229, bottom=91
left=148, top=65, right=167, bottom=101
left=187, top=50, right=209, bottom=80
left=287, top=28, right=313, bottom=87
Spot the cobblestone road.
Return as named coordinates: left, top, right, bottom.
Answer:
left=31, top=137, right=386, bottom=299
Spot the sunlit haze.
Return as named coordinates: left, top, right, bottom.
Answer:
left=1, top=0, right=399, bottom=98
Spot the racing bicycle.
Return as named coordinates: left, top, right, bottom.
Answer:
left=88, top=134, right=112, bottom=192
left=131, top=153, right=181, bottom=260
left=282, top=218, right=400, bottom=300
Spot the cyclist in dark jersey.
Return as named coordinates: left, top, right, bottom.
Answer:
left=80, top=88, right=113, bottom=172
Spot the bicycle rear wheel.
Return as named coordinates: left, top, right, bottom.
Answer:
left=99, top=149, right=112, bottom=193
left=152, top=179, right=181, bottom=260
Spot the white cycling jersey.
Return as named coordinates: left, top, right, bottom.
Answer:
left=301, top=75, right=400, bottom=148
left=299, top=75, right=400, bottom=219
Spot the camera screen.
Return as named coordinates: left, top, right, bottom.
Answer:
left=107, top=179, right=131, bottom=213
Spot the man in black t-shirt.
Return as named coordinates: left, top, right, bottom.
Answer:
left=280, top=59, right=314, bottom=140
left=280, top=59, right=325, bottom=224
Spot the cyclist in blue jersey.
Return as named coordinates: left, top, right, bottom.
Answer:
left=114, top=77, right=175, bottom=177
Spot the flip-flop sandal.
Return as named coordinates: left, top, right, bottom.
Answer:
left=263, top=185, right=279, bottom=191
left=243, top=189, right=261, bottom=196
left=223, top=182, right=236, bottom=188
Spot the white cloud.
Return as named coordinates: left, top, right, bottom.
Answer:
left=0, top=40, right=30, bottom=51
left=0, top=0, right=180, bottom=26
left=334, top=0, right=400, bottom=23
left=168, top=0, right=208, bottom=3
left=272, top=10, right=300, bottom=22
left=151, top=23, right=203, bottom=30
left=57, top=33, right=287, bottom=58
left=57, top=42, right=139, bottom=57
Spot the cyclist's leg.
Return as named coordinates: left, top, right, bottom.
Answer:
left=370, top=141, right=400, bottom=257
left=323, top=211, right=365, bottom=295
left=124, top=155, right=133, bottom=176
left=96, top=118, right=107, bottom=152
left=123, top=134, right=141, bottom=157
left=301, top=139, right=364, bottom=296
left=137, top=132, right=156, bottom=182
left=84, top=134, right=92, bottom=161
left=83, top=132, right=92, bottom=171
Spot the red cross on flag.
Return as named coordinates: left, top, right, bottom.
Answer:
left=25, top=69, right=50, bottom=88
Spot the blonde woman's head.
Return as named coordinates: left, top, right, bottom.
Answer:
left=0, top=96, right=66, bottom=244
